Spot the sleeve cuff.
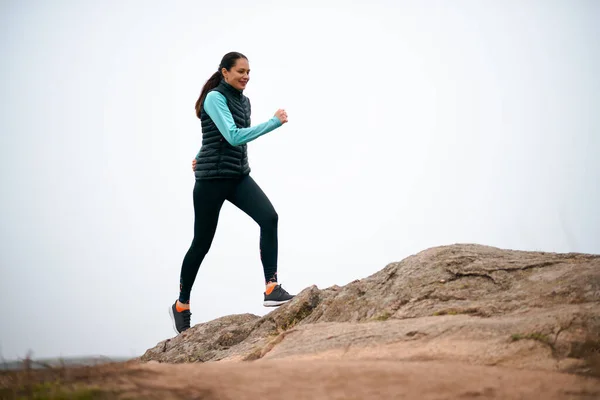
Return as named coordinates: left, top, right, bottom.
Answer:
left=271, top=116, right=283, bottom=127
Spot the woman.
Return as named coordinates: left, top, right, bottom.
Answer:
left=169, top=51, right=295, bottom=334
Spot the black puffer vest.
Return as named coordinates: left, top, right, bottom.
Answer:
left=194, top=80, right=251, bottom=180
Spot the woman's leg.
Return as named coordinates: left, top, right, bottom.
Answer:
left=178, top=179, right=231, bottom=303
left=227, top=175, right=279, bottom=284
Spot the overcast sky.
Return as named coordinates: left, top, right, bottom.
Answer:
left=1, top=0, right=598, bottom=361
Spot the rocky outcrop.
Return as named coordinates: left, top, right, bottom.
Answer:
left=141, top=244, right=600, bottom=376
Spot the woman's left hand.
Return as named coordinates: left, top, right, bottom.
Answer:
left=192, top=158, right=196, bottom=172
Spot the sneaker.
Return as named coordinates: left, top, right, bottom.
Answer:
left=263, top=284, right=295, bottom=307
left=169, top=300, right=191, bottom=334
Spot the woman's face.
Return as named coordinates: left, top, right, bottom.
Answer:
left=223, top=58, right=250, bottom=91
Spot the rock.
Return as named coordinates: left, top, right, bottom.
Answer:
left=141, top=313, right=260, bottom=363
left=140, top=244, right=600, bottom=376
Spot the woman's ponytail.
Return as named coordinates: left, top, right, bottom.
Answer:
left=195, top=71, right=222, bottom=118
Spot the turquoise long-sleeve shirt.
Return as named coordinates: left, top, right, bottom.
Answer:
left=203, top=91, right=282, bottom=146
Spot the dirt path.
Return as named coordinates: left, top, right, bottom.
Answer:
left=102, top=359, right=599, bottom=399
left=3, top=354, right=599, bottom=399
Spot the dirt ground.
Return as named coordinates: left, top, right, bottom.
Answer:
left=5, top=358, right=598, bottom=400
left=129, top=359, right=600, bottom=400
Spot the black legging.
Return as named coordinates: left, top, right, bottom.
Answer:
left=178, top=175, right=278, bottom=303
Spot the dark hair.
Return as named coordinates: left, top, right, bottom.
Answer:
left=194, top=51, right=248, bottom=118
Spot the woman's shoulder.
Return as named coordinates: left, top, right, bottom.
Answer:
left=205, top=90, right=227, bottom=105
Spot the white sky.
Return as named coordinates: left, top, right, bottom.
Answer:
left=1, top=0, right=598, bottom=360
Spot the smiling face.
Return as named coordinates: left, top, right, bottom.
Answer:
left=222, top=57, right=250, bottom=91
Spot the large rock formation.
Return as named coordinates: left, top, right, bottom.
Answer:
left=141, top=244, right=600, bottom=377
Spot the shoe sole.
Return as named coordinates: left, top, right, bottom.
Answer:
left=168, top=305, right=181, bottom=335
left=263, top=299, right=293, bottom=307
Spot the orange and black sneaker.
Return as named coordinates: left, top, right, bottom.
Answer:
left=169, top=300, right=191, bottom=334
left=263, top=283, right=295, bottom=307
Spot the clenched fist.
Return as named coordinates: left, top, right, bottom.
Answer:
left=274, top=109, right=288, bottom=124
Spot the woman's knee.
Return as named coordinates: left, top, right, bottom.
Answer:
left=189, top=238, right=212, bottom=256
left=258, top=211, right=278, bottom=229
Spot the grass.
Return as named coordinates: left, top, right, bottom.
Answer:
left=7, top=382, right=108, bottom=399
left=0, top=356, right=137, bottom=400
left=433, top=310, right=458, bottom=316
left=373, top=312, right=392, bottom=321
left=510, top=332, right=551, bottom=345
left=0, top=377, right=116, bottom=400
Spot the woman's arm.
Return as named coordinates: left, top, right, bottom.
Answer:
left=203, top=91, right=282, bottom=146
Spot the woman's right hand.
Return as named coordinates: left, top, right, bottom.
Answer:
left=274, top=109, right=288, bottom=124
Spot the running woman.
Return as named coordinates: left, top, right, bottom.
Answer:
left=169, top=52, right=295, bottom=334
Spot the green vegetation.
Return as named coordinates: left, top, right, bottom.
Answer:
left=433, top=309, right=458, bottom=316
left=280, top=303, right=314, bottom=331
left=2, top=381, right=110, bottom=400
left=373, top=312, right=392, bottom=321
left=510, top=332, right=551, bottom=344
